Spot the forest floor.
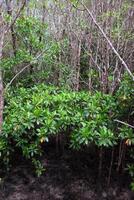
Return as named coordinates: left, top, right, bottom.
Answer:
left=0, top=145, right=132, bottom=200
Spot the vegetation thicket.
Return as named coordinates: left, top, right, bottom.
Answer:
left=0, top=0, right=133, bottom=189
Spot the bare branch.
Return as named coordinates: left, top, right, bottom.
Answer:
left=114, top=119, right=134, bottom=129
left=5, top=48, right=49, bottom=91
left=5, top=0, right=26, bottom=34
left=80, top=2, right=134, bottom=81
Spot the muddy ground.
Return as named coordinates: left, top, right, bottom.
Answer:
left=0, top=145, right=133, bottom=200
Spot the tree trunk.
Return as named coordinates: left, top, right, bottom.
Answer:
left=6, top=0, right=17, bottom=56
left=70, top=34, right=81, bottom=91
left=0, top=2, right=5, bottom=133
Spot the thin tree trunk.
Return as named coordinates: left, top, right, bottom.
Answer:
left=107, top=148, right=114, bottom=186
left=6, top=0, right=17, bottom=56
left=0, top=0, right=26, bottom=133
left=0, top=2, right=5, bottom=133
left=76, top=39, right=81, bottom=91
left=98, top=147, right=103, bottom=180
left=0, top=70, right=4, bottom=134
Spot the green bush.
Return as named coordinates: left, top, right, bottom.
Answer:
left=0, top=83, right=133, bottom=176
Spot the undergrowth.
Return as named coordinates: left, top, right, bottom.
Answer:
left=0, top=82, right=132, bottom=181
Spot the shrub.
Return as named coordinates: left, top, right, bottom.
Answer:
left=0, top=83, right=133, bottom=176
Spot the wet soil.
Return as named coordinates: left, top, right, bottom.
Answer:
left=0, top=146, right=133, bottom=200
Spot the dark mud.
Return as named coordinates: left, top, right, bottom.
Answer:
left=0, top=146, right=133, bottom=200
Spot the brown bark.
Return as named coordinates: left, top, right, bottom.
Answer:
left=6, top=0, right=17, bottom=56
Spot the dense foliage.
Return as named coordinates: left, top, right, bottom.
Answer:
left=0, top=0, right=133, bottom=190
left=0, top=80, right=133, bottom=177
